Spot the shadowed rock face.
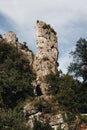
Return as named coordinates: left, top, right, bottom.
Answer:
left=33, top=20, right=58, bottom=94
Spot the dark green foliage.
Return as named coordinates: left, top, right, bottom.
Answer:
left=67, top=38, right=87, bottom=113
left=76, top=82, right=87, bottom=113
left=68, top=38, right=87, bottom=82
left=33, top=119, right=53, bottom=130
left=0, top=41, right=36, bottom=129
left=0, top=34, right=2, bottom=38
left=0, top=108, right=29, bottom=130
left=42, top=24, right=56, bottom=35
left=45, top=71, right=60, bottom=95
left=0, top=37, right=87, bottom=129
left=56, top=74, right=80, bottom=112
left=0, top=42, right=35, bottom=108
left=46, top=71, right=87, bottom=113
left=63, top=112, right=77, bottom=130
left=20, top=42, right=30, bottom=51
left=45, top=38, right=87, bottom=113
left=42, top=24, right=51, bottom=30
left=33, top=119, right=44, bottom=130
left=34, top=98, right=52, bottom=113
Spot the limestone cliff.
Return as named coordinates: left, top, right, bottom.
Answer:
left=1, top=22, right=66, bottom=130
left=33, top=20, right=58, bottom=94
left=3, top=31, right=34, bottom=66
left=0, top=22, right=81, bottom=130
left=24, top=21, right=71, bottom=130
left=3, top=31, right=18, bottom=45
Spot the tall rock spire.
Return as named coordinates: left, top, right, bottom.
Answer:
left=33, top=20, right=58, bottom=94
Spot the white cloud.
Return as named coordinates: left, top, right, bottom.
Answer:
left=0, top=0, right=87, bottom=73
left=0, top=0, right=87, bottom=26
left=58, top=53, right=73, bottom=73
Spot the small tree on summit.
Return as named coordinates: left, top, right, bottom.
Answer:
left=68, top=38, right=87, bottom=82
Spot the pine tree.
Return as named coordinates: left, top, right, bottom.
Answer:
left=68, top=38, right=87, bottom=82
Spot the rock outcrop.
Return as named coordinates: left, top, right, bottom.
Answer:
left=33, top=20, right=58, bottom=94
left=0, top=22, right=79, bottom=130
left=24, top=21, right=71, bottom=130
left=3, top=31, right=34, bottom=66
left=2, top=21, right=58, bottom=95
left=24, top=95, right=69, bottom=130
left=0, top=21, right=86, bottom=130
left=3, top=31, right=18, bottom=45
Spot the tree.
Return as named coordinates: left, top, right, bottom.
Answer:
left=0, top=41, right=35, bottom=129
left=68, top=38, right=87, bottom=82
left=45, top=71, right=87, bottom=113
left=0, top=108, right=29, bottom=130
left=67, top=38, right=87, bottom=113
left=0, top=42, right=36, bottom=108
left=33, top=119, right=53, bottom=130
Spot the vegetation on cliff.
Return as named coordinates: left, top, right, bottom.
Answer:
left=46, top=38, right=87, bottom=114
left=46, top=71, right=87, bottom=113
left=0, top=41, right=35, bottom=129
left=0, top=36, right=87, bottom=129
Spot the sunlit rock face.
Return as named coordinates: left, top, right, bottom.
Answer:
left=3, top=31, right=18, bottom=45
left=33, top=20, right=58, bottom=94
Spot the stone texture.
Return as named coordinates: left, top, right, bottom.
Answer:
left=3, top=31, right=18, bottom=45
left=24, top=95, right=69, bottom=130
left=23, top=21, right=67, bottom=130
left=0, top=22, right=84, bottom=130
left=33, top=20, right=58, bottom=94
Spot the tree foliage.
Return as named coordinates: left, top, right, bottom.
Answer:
left=0, top=42, right=35, bottom=108
left=0, top=37, right=87, bottom=129
left=68, top=38, right=87, bottom=82
left=33, top=119, right=53, bottom=130
left=0, top=108, right=29, bottom=130
left=45, top=70, right=87, bottom=113
left=0, top=41, right=36, bottom=129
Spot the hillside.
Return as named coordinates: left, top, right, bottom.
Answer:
left=0, top=32, right=36, bottom=130
left=0, top=21, right=87, bottom=130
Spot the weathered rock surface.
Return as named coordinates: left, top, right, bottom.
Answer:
left=24, top=95, right=69, bottom=130
left=0, top=21, right=87, bottom=130
left=23, top=21, right=70, bottom=130
left=3, top=31, right=18, bottom=45
left=33, top=20, right=58, bottom=94
left=3, top=31, right=34, bottom=66
left=23, top=21, right=80, bottom=130
left=1, top=22, right=81, bottom=130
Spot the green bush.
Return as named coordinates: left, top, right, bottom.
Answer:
left=0, top=108, right=29, bottom=130
left=33, top=119, right=53, bottom=130
left=0, top=41, right=36, bottom=129
left=0, top=42, right=35, bottom=108
left=45, top=71, right=87, bottom=113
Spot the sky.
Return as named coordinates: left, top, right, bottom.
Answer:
left=0, top=0, right=87, bottom=73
